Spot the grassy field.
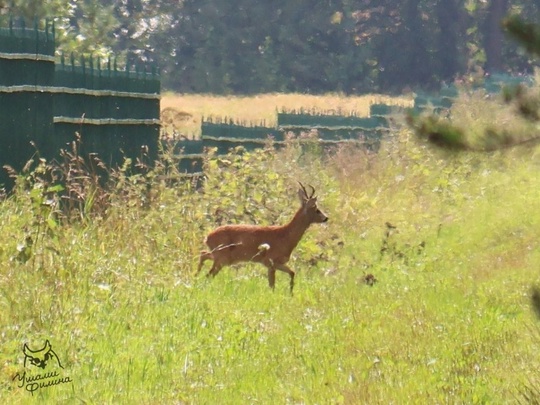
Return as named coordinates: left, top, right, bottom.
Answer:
left=1, top=93, right=540, bottom=404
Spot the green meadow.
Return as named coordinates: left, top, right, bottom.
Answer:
left=1, top=92, right=540, bottom=404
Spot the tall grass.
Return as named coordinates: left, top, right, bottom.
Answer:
left=1, top=97, right=540, bottom=403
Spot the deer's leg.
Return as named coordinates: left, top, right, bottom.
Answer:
left=197, top=251, right=213, bottom=275
left=275, top=264, right=295, bottom=293
left=263, top=259, right=277, bottom=290
left=207, top=261, right=223, bottom=278
left=267, top=267, right=276, bottom=290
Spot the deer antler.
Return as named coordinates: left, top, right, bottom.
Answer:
left=298, top=182, right=316, bottom=199
left=298, top=181, right=308, bottom=199
left=308, top=185, right=316, bottom=199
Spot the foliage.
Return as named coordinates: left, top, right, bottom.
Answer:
left=409, top=13, right=540, bottom=151
left=0, top=0, right=118, bottom=59
left=2, top=1, right=540, bottom=93
left=504, top=14, right=540, bottom=58
left=410, top=82, right=540, bottom=150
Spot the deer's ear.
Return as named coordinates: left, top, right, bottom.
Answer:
left=298, top=188, right=307, bottom=203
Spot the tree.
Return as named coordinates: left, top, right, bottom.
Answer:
left=351, top=0, right=468, bottom=92
left=0, top=0, right=70, bottom=22
left=434, top=0, right=463, bottom=82
left=0, top=0, right=119, bottom=59
left=408, top=15, right=540, bottom=151
left=157, top=0, right=368, bottom=94
left=2, top=0, right=539, bottom=94
left=64, top=0, right=119, bottom=57
left=466, top=0, right=540, bottom=74
left=484, top=0, right=510, bottom=73
left=111, top=0, right=178, bottom=66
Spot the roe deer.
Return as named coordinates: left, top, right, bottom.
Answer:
left=197, top=183, right=328, bottom=293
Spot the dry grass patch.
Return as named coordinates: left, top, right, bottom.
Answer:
left=160, top=92, right=413, bottom=138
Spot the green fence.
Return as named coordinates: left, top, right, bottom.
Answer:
left=176, top=106, right=398, bottom=174
left=278, top=111, right=387, bottom=130
left=413, top=74, right=534, bottom=113
left=201, top=120, right=283, bottom=155
left=53, top=55, right=160, bottom=167
left=162, top=139, right=204, bottom=177
left=0, top=18, right=160, bottom=189
left=277, top=105, right=392, bottom=150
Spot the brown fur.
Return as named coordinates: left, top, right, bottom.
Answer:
left=197, top=184, right=328, bottom=293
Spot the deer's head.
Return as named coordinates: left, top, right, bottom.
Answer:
left=298, top=182, right=328, bottom=224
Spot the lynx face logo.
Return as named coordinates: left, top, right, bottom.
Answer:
left=14, top=339, right=72, bottom=395
left=23, top=340, right=63, bottom=370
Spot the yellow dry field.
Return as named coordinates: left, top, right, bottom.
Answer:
left=160, top=92, right=413, bottom=138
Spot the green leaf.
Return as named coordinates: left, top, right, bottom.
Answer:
left=47, top=217, right=58, bottom=231
left=47, top=184, right=65, bottom=193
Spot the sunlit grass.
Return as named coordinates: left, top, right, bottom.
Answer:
left=1, top=94, right=540, bottom=403
left=160, top=92, right=413, bottom=138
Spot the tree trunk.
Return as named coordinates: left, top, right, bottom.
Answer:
left=484, top=0, right=509, bottom=73
left=436, top=0, right=461, bottom=81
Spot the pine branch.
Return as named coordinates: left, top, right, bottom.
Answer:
left=502, top=84, right=540, bottom=122
left=502, top=15, right=540, bottom=58
left=407, top=111, right=540, bottom=152
left=406, top=113, right=469, bottom=151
